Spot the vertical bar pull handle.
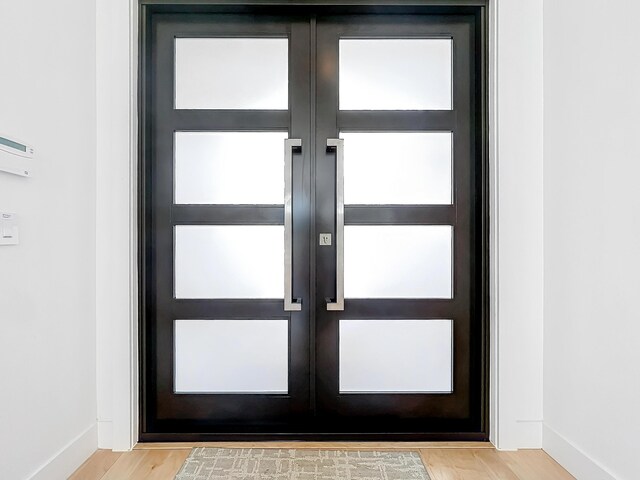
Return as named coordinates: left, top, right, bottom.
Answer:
left=326, top=138, right=345, bottom=311
left=284, top=138, right=302, bottom=311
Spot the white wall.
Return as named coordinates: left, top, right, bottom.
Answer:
left=0, top=1, right=98, bottom=479
left=543, top=1, right=640, bottom=479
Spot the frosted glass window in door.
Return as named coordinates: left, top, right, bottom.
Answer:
left=174, top=131, right=288, bottom=204
left=342, top=132, right=452, bottom=204
left=340, top=39, right=452, bottom=110
left=175, top=38, right=288, bottom=109
left=175, top=320, right=289, bottom=393
left=339, top=319, right=453, bottom=393
left=175, top=226, right=284, bottom=299
left=344, top=226, right=453, bottom=298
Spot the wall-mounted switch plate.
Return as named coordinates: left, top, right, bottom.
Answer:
left=0, top=213, right=19, bottom=245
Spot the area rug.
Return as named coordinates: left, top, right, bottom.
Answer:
left=174, top=448, right=431, bottom=480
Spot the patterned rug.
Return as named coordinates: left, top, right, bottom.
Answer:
left=174, top=448, right=431, bottom=480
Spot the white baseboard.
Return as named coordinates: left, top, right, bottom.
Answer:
left=28, top=423, right=97, bottom=480
left=543, top=424, right=618, bottom=480
left=97, top=420, right=113, bottom=449
left=517, top=420, right=543, bottom=448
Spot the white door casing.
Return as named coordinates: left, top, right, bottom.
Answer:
left=95, top=0, right=544, bottom=451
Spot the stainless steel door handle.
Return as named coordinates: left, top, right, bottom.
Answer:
left=326, top=138, right=344, bottom=311
left=284, top=138, right=302, bottom=311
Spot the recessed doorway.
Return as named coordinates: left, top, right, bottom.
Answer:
left=139, top=2, right=488, bottom=441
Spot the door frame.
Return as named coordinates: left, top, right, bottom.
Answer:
left=139, top=8, right=486, bottom=441
left=96, top=0, right=536, bottom=451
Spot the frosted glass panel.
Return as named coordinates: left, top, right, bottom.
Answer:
left=175, top=320, right=288, bottom=393
left=175, top=131, right=287, bottom=204
left=342, top=132, right=452, bottom=205
left=175, top=226, right=284, bottom=299
left=340, top=319, right=453, bottom=393
left=175, top=38, right=288, bottom=109
left=345, top=226, right=452, bottom=298
left=340, top=39, right=452, bottom=110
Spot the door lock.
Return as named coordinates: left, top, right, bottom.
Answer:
left=319, top=233, right=332, bottom=246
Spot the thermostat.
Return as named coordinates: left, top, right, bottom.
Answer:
left=0, top=134, right=34, bottom=177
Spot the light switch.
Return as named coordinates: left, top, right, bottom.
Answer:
left=0, top=212, right=19, bottom=245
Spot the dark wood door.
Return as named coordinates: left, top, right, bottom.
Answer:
left=141, top=13, right=314, bottom=438
left=314, top=14, right=486, bottom=437
left=140, top=5, right=488, bottom=442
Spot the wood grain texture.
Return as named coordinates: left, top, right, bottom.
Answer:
left=100, top=450, right=190, bottom=480
left=419, top=448, right=575, bottom=480
left=421, top=449, right=502, bottom=480
left=497, top=450, right=575, bottom=480
left=73, top=446, right=575, bottom=479
left=68, top=449, right=122, bottom=480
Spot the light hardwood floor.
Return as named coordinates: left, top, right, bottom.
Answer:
left=69, top=443, right=575, bottom=479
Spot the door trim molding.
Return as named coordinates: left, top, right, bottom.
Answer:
left=96, top=0, right=140, bottom=451
left=96, top=0, right=543, bottom=451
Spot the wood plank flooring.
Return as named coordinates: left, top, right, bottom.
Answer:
left=70, top=444, right=574, bottom=479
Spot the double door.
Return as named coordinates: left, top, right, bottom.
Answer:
left=141, top=6, right=487, bottom=441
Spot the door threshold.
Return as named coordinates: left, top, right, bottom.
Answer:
left=133, top=441, right=494, bottom=450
